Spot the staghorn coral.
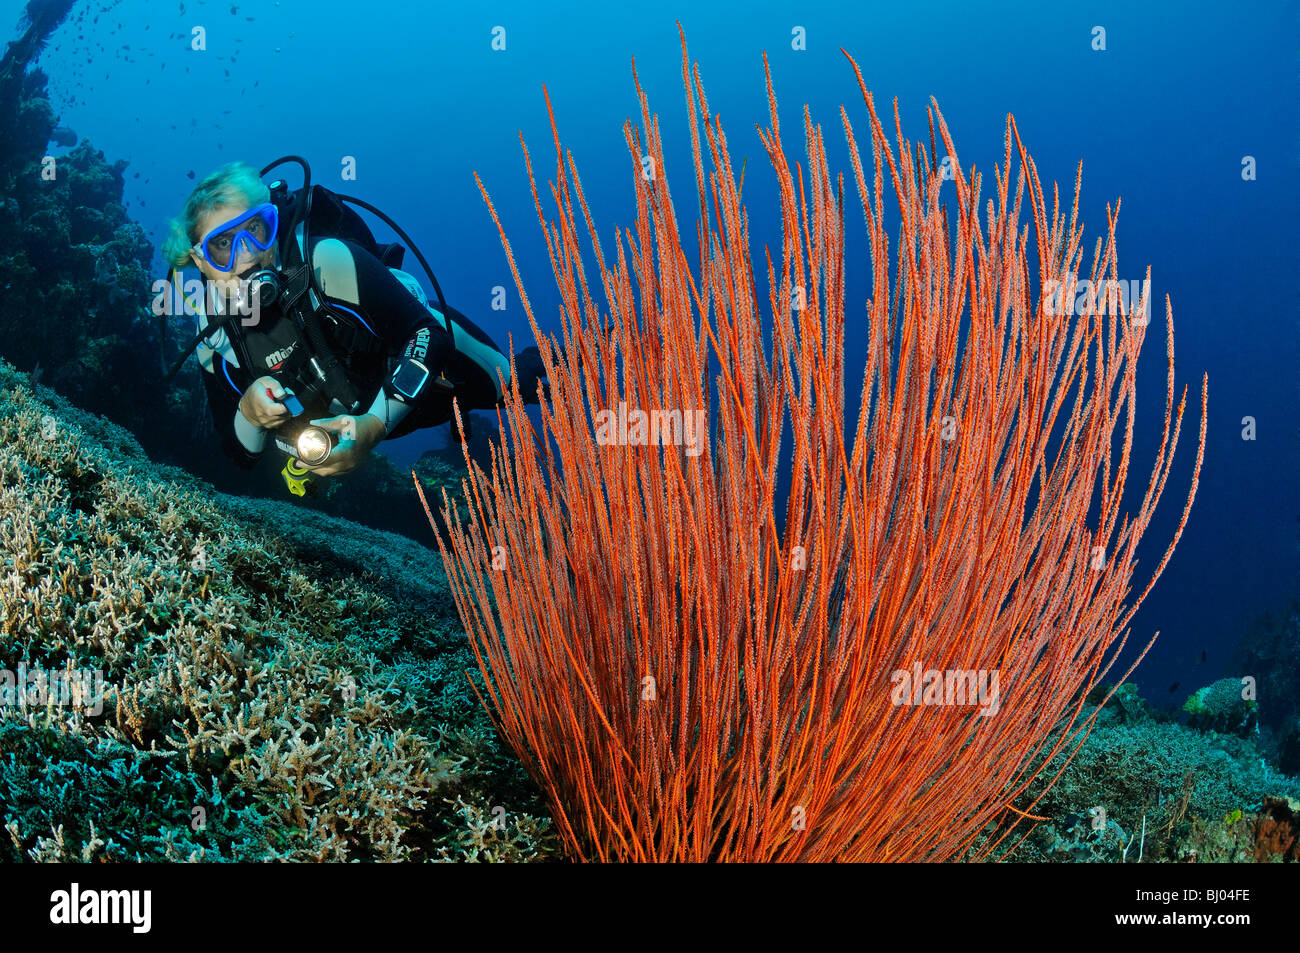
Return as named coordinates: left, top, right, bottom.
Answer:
left=436, top=793, right=557, bottom=862
left=0, top=358, right=560, bottom=861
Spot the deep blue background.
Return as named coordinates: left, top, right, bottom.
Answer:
left=10, top=0, right=1297, bottom=707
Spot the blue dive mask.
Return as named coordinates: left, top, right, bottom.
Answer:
left=192, top=203, right=279, bottom=272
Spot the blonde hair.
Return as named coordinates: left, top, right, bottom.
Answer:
left=161, top=161, right=271, bottom=269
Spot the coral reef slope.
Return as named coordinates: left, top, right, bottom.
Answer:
left=0, top=358, right=559, bottom=861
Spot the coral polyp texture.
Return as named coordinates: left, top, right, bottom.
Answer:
left=0, top=361, right=558, bottom=861
left=424, top=33, right=1209, bottom=861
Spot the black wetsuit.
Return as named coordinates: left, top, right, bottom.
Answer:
left=197, top=236, right=544, bottom=467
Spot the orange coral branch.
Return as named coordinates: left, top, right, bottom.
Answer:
left=420, top=25, right=1207, bottom=862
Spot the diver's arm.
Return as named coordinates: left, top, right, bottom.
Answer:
left=232, top=408, right=268, bottom=453
left=201, top=357, right=263, bottom=469
left=201, top=360, right=290, bottom=466
left=360, top=346, right=450, bottom=438
left=363, top=386, right=411, bottom=437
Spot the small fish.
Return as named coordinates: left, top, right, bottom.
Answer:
left=1200, top=650, right=1207, bottom=663
left=187, top=170, right=196, bottom=179
left=1168, top=681, right=1180, bottom=694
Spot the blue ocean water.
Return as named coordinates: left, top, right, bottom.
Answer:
left=12, top=0, right=1297, bottom=706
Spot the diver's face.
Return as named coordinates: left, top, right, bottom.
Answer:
left=189, top=203, right=275, bottom=281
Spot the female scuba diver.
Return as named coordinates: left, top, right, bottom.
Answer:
left=161, top=159, right=547, bottom=489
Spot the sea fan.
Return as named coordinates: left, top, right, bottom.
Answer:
left=420, top=27, right=1206, bottom=862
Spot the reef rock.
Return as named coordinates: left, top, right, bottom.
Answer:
left=1182, top=677, right=1259, bottom=737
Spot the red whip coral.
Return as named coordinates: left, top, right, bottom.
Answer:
left=418, top=28, right=1207, bottom=862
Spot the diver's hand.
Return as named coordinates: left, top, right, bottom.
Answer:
left=239, top=376, right=294, bottom=429
left=304, top=412, right=385, bottom=477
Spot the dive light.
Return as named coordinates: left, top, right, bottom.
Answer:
left=294, top=425, right=338, bottom=467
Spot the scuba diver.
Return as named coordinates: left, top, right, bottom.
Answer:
left=161, top=158, right=547, bottom=495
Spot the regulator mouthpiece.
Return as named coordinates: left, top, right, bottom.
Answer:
left=245, top=269, right=281, bottom=309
